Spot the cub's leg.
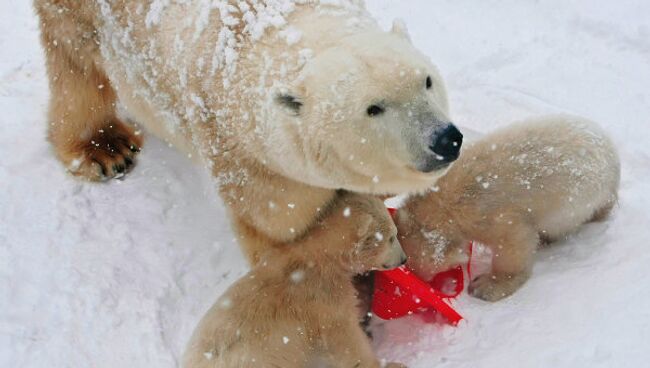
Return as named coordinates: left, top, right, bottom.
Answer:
left=325, top=322, right=406, bottom=368
left=36, top=1, right=142, bottom=181
left=469, top=224, right=538, bottom=302
left=353, top=273, right=375, bottom=337
left=590, top=200, right=616, bottom=222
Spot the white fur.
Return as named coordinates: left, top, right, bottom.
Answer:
left=96, top=1, right=454, bottom=194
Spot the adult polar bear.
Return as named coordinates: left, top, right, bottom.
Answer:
left=35, top=0, right=462, bottom=262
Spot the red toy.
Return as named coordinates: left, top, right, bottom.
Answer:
left=371, top=208, right=470, bottom=325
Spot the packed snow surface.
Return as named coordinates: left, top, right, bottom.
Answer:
left=1, top=0, right=650, bottom=367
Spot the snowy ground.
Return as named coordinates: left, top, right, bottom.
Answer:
left=1, top=1, right=649, bottom=367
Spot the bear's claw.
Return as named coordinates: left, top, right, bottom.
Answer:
left=66, top=120, right=143, bottom=181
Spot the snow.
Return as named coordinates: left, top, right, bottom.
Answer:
left=420, top=229, right=448, bottom=266
left=279, top=26, right=302, bottom=45
left=1, top=0, right=649, bottom=367
left=145, top=0, right=171, bottom=28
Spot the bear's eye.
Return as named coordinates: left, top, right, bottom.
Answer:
left=426, top=76, right=433, bottom=90
left=276, top=93, right=302, bottom=115
left=360, top=236, right=380, bottom=250
left=366, top=105, right=385, bottom=117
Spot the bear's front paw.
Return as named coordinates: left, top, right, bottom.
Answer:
left=468, top=272, right=528, bottom=302
left=60, top=119, right=142, bottom=181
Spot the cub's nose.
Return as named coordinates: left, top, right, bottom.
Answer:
left=429, top=124, right=463, bottom=162
left=398, top=254, right=407, bottom=266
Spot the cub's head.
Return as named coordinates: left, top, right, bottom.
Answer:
left=264, top=22, right=462, bottom=195
left=331, top=193, right=406, bottom=274
left=399, top=226, right=469, bottom=281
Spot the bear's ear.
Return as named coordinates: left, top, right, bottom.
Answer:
left=275, top=92, right=303, bottom=116
left=391, top=18, right=411, bottom=42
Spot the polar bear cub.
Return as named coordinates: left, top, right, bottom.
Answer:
left=395, top=115, right=620, bottom=301
left=183, top=192, right=407, bottom=368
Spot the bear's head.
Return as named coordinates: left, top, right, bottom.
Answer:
left=262, top=21, right=462, bottom=195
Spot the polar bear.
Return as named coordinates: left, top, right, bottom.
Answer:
left=34, top=0, right=462, bottom=262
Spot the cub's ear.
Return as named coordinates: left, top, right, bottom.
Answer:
left=356, top=213, right=375, bottom=238
left=391, top=18, right=411, bottom=42
left=275, top=92, right=303, bottom=116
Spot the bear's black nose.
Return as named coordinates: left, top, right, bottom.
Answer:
left=429, top=124, right=463, bottom=162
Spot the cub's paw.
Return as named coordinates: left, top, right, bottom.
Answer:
left=59, top=120, right=142, bottom=181
left=468, top=272, right=528, bottom=302
left=383, top=362, right=408, bottom=368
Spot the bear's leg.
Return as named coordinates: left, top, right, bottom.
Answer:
left=468, top=226, right=538, bottom=302
left=223, top=176, right=337, bottom=265
left=231, top=218, right=277, bottom=265
left=36, top=1, right=142, bottom=181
